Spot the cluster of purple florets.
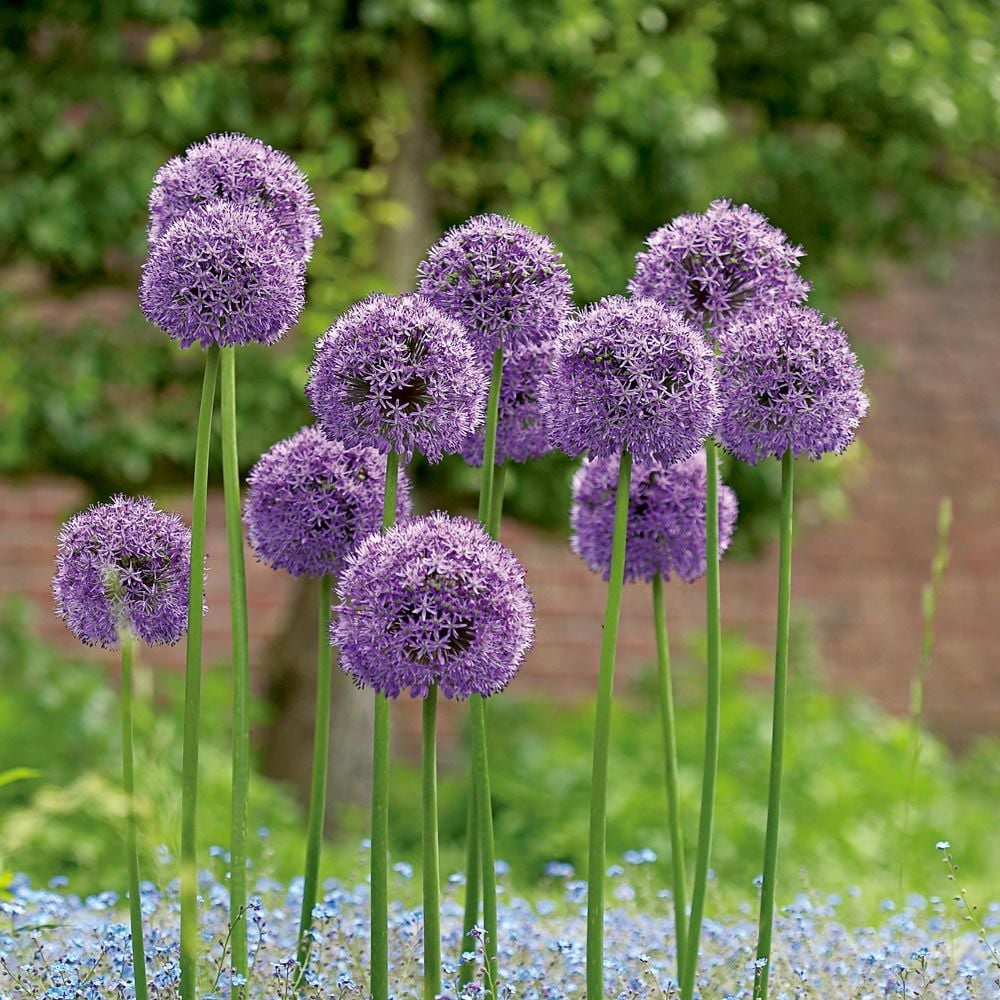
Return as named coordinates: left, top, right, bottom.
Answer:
left=630, top=198, right=810, bottom=336
left=334, top=513, right=534, bottom=700
left=543, top=295, right=720, bottom=467
left=244, top=426, right=412, bottom=579
left=716, top=305, right=870, bottom=463
left=306, top=293, right=487, bottom=463
left=139, top=202, right=305, bottom=349
left=417, top=213, right=573, bottom=361
left=141, top=133, right=317, bottom=348
left=147, top=132, right=322, bottom=263
left=52, top=495, right=197, bottom=648
left=572, top=452, right=738, bottom=583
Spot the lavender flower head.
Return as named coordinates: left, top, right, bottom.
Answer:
left=306, top=293, right=487, bottom=462
left=717, top=305, right=869, bottom=463
left=140, top=202, right=305, bottom=349
left=571, top=453, right=738, bottom=583
left=53, top=495, right=198, bottom=648
left=416, top=213, right=573, bottom=360
left=244, top=427, right=412, bottom=579
left=542, top=295, right=719, bottom=466
left=148, top=133, right=322, bottom=262
left=334, top=512, right=534, bottom=700
left=461, top=340, right=554, bottom=466
left=629, top=199, right=809, bottom=337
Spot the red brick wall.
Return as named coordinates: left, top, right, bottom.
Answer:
left=3, top=238, right=998, bottom=749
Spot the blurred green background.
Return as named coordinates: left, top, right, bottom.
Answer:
left=1, top=0, right=998, bottom=910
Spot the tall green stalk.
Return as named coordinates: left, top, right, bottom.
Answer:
left=462, top=346, right=504, bottom=992
left=180, top=346, right=219, bottom=1000
left=586, top=450, right=633, bottom=999
left=120, top=634, right=149, bottom=1000
left=753, top=450, right=794, bottom=1000
left=371, top=449, right=399, bottom=1000
left=652, top=573, right=687, bottom=987
left=458, top=458, right=505, bottom=989
left=469, top=694, right=498, bottom=993
left=422, top=685, right=442, bottom=999
left=220, top=346, right=250, bottom=989
left=458, top=785, right=480, bottom=988
left=681, top=439, right=722, bottom=1000
left=296, top=573, right=334, bottom=975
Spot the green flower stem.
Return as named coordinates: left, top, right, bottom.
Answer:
left=652, top=573, right=687, bottom=988
left=295, top=573, right=334, bottom=975
left=681, top=439, right=722, bottom=1000
left=460, top=346, right=504, bottom=991
left=753, top=449, right=794, bottom=1000
left=488, top=462, right=507, bottom=538
left=477, top=348, right=504, bottom=528
left=220, top=346, right=250, bottom=988
left=180, top=346, right=219, bottom=1000
left=458, top=784, right=480, bottom=987
left=422, top=684, right=442, bottom=999
left=470, top=694, right=498, bottom=993
left=120, top=634, right=149, bottom=1000
left=586, top=449, right=633, bottom=1000
left=371, top=449, right=399, bottom=1000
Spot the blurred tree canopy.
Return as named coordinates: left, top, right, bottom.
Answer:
left=1, top=0, right=996, bottom=543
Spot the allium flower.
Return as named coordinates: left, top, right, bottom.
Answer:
left=461, top=341, right=554, bottom=466
left=542, top=295, right=719, bottom=466
left=140, top=202, right=305, bottom=349
left=416, top=214, right=572, bottom=360
left=148, top=132, right=322, bottom=262
left=53, top=495, right=197, bottom=648
left=571, top=452, right=738, bottom=583
left=334, top=513, right=534, bottom=700
left=716, top=305, right=869, bottom=463
left=244, top=426, right=413, bottom=579
left=629, top=199, right=809, bottom=336
left=306, top=293, right=486, bottom=462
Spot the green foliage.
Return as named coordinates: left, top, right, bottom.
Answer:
left=392, top=626, right=1000, bottom=919
left=0, top=599, right=318, bottom=893
left=1, top=0, right=995, bottom=536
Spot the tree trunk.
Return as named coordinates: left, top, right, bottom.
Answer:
left=258, top=27, right=437, bottom=826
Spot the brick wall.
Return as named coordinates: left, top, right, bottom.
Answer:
left=3, top=238, right=998, bottom=750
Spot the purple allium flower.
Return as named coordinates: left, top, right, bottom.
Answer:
left=716, top=306, right=869, bottom=463
left=461, top=340, right=554, bottom=466
left=148, top=133, right=322, bottom=263
left=571, top=452, right=738, bottom=583
left=629, top=199, right=809, bottom=336
left=416, top=213, right=573, bottom=360
left=333, top=513, right=534, bottom=700
left=53, top=495, right=198, bottom=648
left=542, top=295, right=719, bottom=466
left=244, top=426, right=413, bottom=579
left=306, top=293, right=487, bottom=462
left=140, top=202, right=305, bottom=349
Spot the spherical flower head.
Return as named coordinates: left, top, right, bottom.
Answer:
left=461, top=340, right=554, bottom=466
left=571, top=452, right=738, bottom=583
left=53, top=495, right=198, bottom=648
left=140, top=202, right=305, bottom=349
left=416, top=213, right=573, bottom=360
left=334, top=512, right=534, bottom=700
left=542, top=295, right=720, bottom=466
left=244, top=427, right=413, bottom=579
left=148, top=132, right=322, bottom=263
left=306, top=293, right=487, bottom=462
left=717, top=305, right=869, bottom=463
left=629, top=199, right=809, bottom=337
